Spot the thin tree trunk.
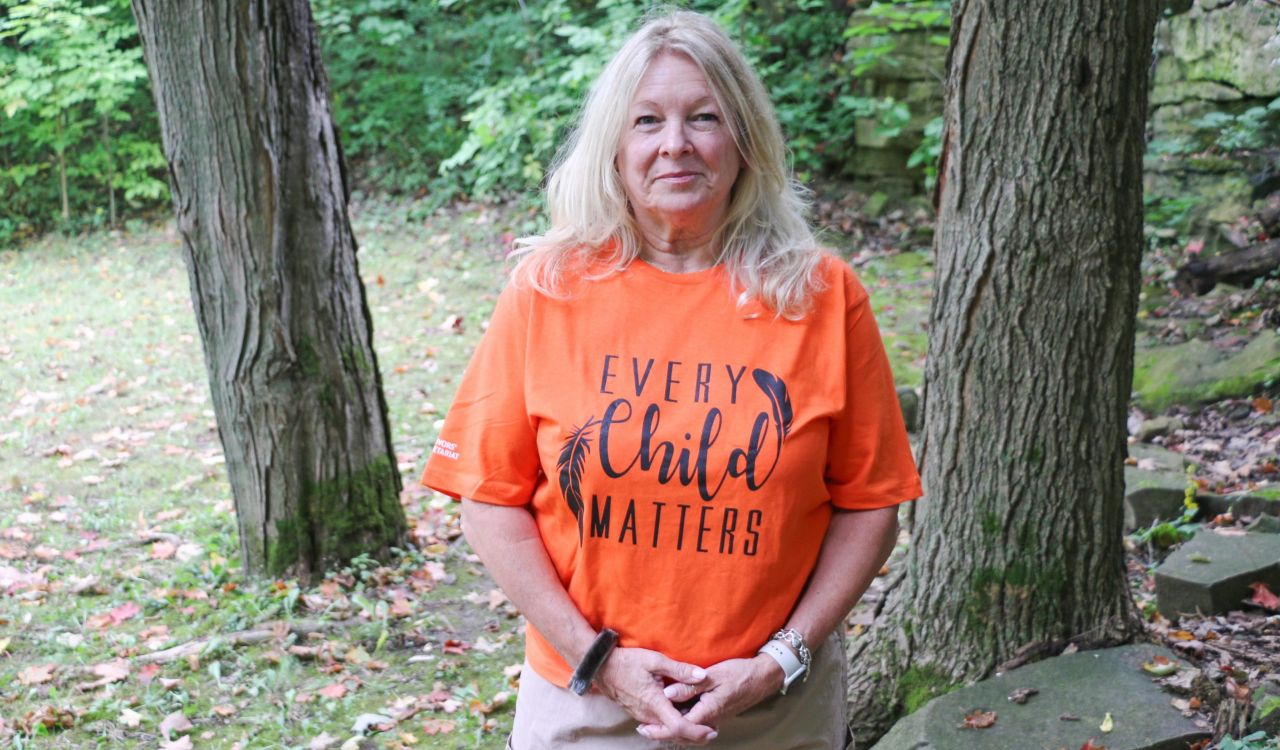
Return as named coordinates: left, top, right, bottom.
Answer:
left=57, top=114, right=69, bottom=222
left=102, top=113, right=116, bottom=227
left=846, top=1, right=1159, bottom=744
left=132, top=0, right=405, bottom=583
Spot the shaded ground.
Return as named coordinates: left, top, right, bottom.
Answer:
left=2, top=194, right=1275, bottom=748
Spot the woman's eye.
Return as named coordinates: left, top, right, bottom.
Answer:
left=693, top=112, right=719, bottom=122
left=635, top=115, right=659, bottom=126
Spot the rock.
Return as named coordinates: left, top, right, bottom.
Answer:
left=1125, top=467, right=1189, bottom=531
left=896, top=386, right=920, bottom=433
left=872, top=644, right=1210, bottom=750
left=1124, top=445, right=1192, bottom=530
left=1132, top=330, right=1280, bottom=413
left=1136, top=417, right=1186, bottom=443
left=1153, top=530, right=1280, bottom=616
left=1247, top=515, right=1280, bottom=534
left=1154, top=2, right=1280, bottom=99
left=1199, top=492, right=1280, bottom=522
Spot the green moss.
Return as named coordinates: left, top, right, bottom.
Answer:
left=297, top=337, right=322, bottom=378
left=900, top=665, right=960, bottom=715
left=966, top=561, right=1067, bottom=630
left=1255, top=487, right=1280, bottom=501
left=1133, top=330, right=1280, bottom=412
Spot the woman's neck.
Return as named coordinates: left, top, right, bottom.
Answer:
left=636, top=225, right=720, bottom=273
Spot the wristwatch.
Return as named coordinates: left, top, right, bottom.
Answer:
left=757, top=629, right=811, bottom=695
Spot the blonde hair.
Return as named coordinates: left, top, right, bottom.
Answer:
left=511, top=9, right=824, bottom=319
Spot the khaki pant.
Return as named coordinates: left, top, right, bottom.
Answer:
left=508, top=632, right=848, bottom=749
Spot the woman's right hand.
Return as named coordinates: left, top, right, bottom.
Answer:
left=594, top=647, right=718, bottom=744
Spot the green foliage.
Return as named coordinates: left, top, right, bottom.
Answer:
left=1214, top=732, right=1280, bottom=750
left=1191, top=97, right=1280, bottom=152
left=1131, top=466, right=1201, bottom=550
left=0, top=0, right=166, bottom=241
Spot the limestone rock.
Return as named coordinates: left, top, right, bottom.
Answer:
left=1132, top=330, right=1280, bottom=413
left=872, top=644, right=1209, bottom=750
left=1135, top=417, right=1186, bottom=443
left=1153, top=530, right=1280, bottom=616
left=1154, top=2, right=1280, bottom=99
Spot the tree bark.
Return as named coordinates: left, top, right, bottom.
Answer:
left=846, top=1, right=1159, bottom=744
left=132, top=0, right=405, bottom=583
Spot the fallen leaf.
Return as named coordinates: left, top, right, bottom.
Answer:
left=109, top=601, right=142, bottom=625
left=1254, top=396, right=1274, bottom=414
left=421, top=719, right=455, bottom=735
left=959, top=709, right=997, bottom=729
left=1007, top=687, right=1038, bottom=705
left=118, top=707, right=142, bottom=727
left=159, top=710, right=193, bottom=741
left=75, top=658, right=129, bottom=691
left=1100, top=712, right=1114, bottom=733
left=19, top=664, right=56, bottom=686
left=150, top=541, right=177, bottom=560
left=160, top=736, right=193, bottom=750
left=1142, top=656, right=1179, bottom=676
left=1249, top=582, right=1280, bottom=611
left=212, top=704, right=236, bottom=717
left=0, top=636, right=9, bottom=655
left=1081, top=741, right=1108, bottom=750
left=317, top=682, right=348, bottom=700
left=138, top=663, right=162, bottom=684
left=309, top=732, right=339, bottom=750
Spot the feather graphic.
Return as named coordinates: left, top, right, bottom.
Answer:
left=752, top=368, right=794, bottom=438
left=557, top=417, right=599, bottom=544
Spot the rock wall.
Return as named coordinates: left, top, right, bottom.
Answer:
left=847, top=0, right=1280, bottom=233
left=1146, top=0, right=1280, bottom=245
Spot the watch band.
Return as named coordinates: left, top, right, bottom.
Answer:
left=771, top=628, right=811, bottom=680
left=569, top=628, right=619, bottom=696
left=758, top=640, right=806, bottom=694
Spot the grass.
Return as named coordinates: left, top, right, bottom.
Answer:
left=0, top=199, right=932, bottom=749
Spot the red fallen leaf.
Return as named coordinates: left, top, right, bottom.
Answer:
left=390, top=598, right=414, bottom=618
left=1249, top=582, right=1280, bottom=611
left=959, top=709, right=997, bottom=729
left=376, top=274, right=386, bottom=286
left=1254, top=396, right=1274, bottom=414
left=317, top=682, right=347, bottom=700
left=150, top=541, right=177, bottom=560
left=138, top=663, right=162, bottom=684
left=442, top=639, right=470, bottom=655
left=19, top=664, right=56, bottom=686
left=1081, top=740, right=1108, bottom=750
left=75, top=659, right=130, bottom=691
left=109, top=601, right=142, bottom=624
left=422, top=719, right=455, bottom=735
left=159, top=710, right=193, bottom=741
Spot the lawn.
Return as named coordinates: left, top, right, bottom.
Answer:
left=0, top=199, right=931, bottom=749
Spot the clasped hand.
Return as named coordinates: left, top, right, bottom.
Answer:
left=595, top=647, right=784, bottom=745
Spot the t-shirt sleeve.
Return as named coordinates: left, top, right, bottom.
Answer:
left=420, top=283, right=541, bottom=506
left=824, top=267, right=923, bottom=510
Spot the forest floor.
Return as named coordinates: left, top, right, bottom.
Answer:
left=0, top=196, right=1276, bottom=749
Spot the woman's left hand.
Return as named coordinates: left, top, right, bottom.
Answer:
left=636, top=654, right=783, bottom=743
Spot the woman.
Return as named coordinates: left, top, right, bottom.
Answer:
left=422, top=10, right=920, bottom=748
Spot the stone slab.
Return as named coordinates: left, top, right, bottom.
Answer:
left=1124, top=446, right=1191, bottom=530
left=1199, top=493, right=1280, bottom=522
left=1154, top=531, right=1280, bottom=616
left=872, top=644, right=1209, bottom=750
left=1132, top=329, right=1280, bottom=413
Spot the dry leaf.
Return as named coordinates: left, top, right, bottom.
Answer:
left=1081, top=741, right=1108, bottom=750
left=309, top=732, right=339, bottom=750
left=959, top=709, right=997, bottom=729
left=1100, top=712, right=1114, bottom=733
left=317, top=682, right=348, bottom=700
left=160, top=736, right=193, bottom=750
left=421, top=719, right=455, bottom=735
left=138, top=663, right=161, bottom=684
left=76, top=658, right=129, bottom=691
left=118, top=708, right=143, bottom=727
left=19, top=664, right=56, bottom=686
left=150, top=541, right=177, bottom=560
left=159, top=710, right=193, bottom=741
left=1249, top=582, right=1280, bottom=611
left=1007, top=687, right=1038, bottom=704
left=211, top=704, right=236, bottom=717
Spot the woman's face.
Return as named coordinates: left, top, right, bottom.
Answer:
left=616, top=52, right=742, bottom=236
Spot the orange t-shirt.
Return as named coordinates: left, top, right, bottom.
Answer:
left=421, top=253, right=921, bottom=687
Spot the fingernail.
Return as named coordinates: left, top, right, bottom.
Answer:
left=691, top=668, right=707, bottom=680
left=707, top=731, right=719, bottom=741
left=636, top=726, right=651, bottom=739
left=664, top=684, right=680, bottom=699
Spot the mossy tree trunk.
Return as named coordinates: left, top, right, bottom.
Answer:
left=846, top=0, right=1159, bottom=744
left=132, top=0, right=405, bottom=583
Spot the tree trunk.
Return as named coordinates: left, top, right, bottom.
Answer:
left=846, top=1, right=1159, bottom=744
left=131, top=0, right=405, bottom=583
left=102, top=113, right=116, bottom=227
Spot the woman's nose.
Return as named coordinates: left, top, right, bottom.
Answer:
left=659, top=121, right=693, bottom=157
